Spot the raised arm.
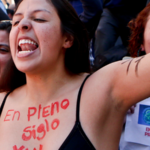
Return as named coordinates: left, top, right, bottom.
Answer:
left=110, top=54, right=150, bottom=111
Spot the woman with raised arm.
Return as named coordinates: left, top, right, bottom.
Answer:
left=120, top=3, right=150, bottom=150
left=1, top=0, right=150, bottom=150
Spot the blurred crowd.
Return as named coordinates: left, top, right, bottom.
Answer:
left=69, top=0, right=149, bottom=71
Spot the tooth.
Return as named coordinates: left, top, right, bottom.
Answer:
left=19, top=50, right=32, bottom=54
left=23, top=39, right=25, bottom=44
left=19, top=41, right=21, bottom=46
left=20, top=40, right=23, bottom=45
left=18, top=39, right=38, bottom=46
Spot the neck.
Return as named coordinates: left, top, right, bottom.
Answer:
left=24, top=67, right=75, bottom=104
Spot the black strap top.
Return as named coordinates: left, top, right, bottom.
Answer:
left=0, top=91, right=11, bottom=116
left=0, top=75, right=96, bottom=150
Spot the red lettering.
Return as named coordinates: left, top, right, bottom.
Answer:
left=51, top=102, right=59, bottom=116
left=146, top=127, right=150, bottom=131
left=61, top=99, right=69, bottom=109
left=33, top=145, right=43, bottom=150
left=51, top=119, right=60, bottom=130
left=12, top=111, right=20, bottom=121
left=27, top=107, right=37, bottom=121
left=38, top=105, right=42, bottom=119
left=22, top=125, right=38, bottom=141
left=145, top=132, right=150, bottom=136
left=45, top=119, right=49, bottom=132
left=13, top=145, right=43, bottom=150
left=37, top=123, right=46, bottom=140
left=4, top=110, right=14, bottom=121
left=32, top=125, right=36, bottom=139
left=39, top=145, right=43, bottom=150
left=22, top=126, right=32, bottom=141
left=42, top=106, right=50, bottom=118
left=13, top=145, right=25, bottom=150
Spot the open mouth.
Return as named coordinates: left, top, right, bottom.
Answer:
left=18, top=39, right=39, bottom=54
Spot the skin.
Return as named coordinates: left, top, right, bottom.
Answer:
left=1, top=0, right=150, bottom=150
left=141, top=16, right=150, bottom=54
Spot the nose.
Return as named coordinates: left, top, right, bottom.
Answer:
left=18, top=19, right=32, bottom=32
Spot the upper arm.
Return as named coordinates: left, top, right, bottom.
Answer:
left=111, top=54, right=150, bottom=110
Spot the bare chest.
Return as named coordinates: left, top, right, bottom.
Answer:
left=0, top=98, right=76, bottom=150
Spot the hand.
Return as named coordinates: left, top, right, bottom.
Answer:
left=127, top=104, right=136, bottom=114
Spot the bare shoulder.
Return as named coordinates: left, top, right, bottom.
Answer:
left=0, top=85, right=26, bottom=106
left=83, top=61, right=120, bottom=94
left=7, top=85, right=26, bottom=102
left=80, top=61, right=120, bottom=112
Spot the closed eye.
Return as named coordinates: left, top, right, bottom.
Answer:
left=34, top=18, right=46, bottom=22
left=13, top=21, right=20, bottom=26
left=0, top=45, right=10, bottom=53
left=0, top=49, right=9, bottom=53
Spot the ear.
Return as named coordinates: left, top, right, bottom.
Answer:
left=141, top=44, right=145, bottom=51
left=63, top=34, right=74, bottom=49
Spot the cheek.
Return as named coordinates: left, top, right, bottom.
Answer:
left=40, top=26, right=55, bottom=40
left=9, top=28, right=18, bottom=53
left=145, top=49, right=150, bottom=54
left=9, top=30, right=14, bottom=46
left=39, top=27, right=61, bottom=51
left=41, top=24, right=62, bottom=41
left=0, top=55, right=11, bottom=74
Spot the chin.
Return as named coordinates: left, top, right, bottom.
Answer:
left=15, top=63, right=37, bottom=74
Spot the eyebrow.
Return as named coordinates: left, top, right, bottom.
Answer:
left=14, top=9, right=51, bottom=16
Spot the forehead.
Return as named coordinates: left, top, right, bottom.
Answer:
left=0, top=30, right=9, bottom=43
left=16, top=0, right=54, bottom=14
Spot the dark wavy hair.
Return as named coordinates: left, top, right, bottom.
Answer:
left=128, top=3, right=150, bottom=57
left=15, top=0, right=90, bottom=74
left=0, top=21, right=26, bottom=92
